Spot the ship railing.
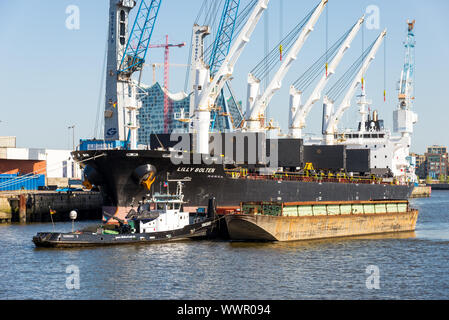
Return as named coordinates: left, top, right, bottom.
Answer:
left=224, top=170, right=403, bottom=186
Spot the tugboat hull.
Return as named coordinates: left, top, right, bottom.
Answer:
left=33, top=219, right=217, bottom=248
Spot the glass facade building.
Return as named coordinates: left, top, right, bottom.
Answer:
left=137, top=82, right=243, bottom=145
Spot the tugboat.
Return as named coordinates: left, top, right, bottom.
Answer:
left=32, top=182, right=220, bottom=248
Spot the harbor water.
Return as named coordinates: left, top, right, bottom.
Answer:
left=1, top=191, right=449, bottom=300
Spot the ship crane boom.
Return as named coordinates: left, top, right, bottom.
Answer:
left=397, top=19, right=415, bottom=110
left=246, top=0, right=328, bottom=132
left=323, top=29, right=386, bottom=145
left=289, top=16, right=364, bottom=138
left=194, top=0, right=270, bottom=154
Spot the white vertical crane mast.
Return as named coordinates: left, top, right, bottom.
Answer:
left=393, top=20, right=418, bottom=183
left=289, top=16, right=365, bottom=138
left=193, top=0, right=270, bottom=154
left=104, top=0, right=137, bottom=143
left=104, top=0, right=162, bottom=149
left=245, top=0, right=328, bottom=132
left=323, top=29, right=386, bottom=145
left=393, top=20, right=417, bottom=137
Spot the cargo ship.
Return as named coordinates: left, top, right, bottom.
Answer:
left=224, top=200, right=418, bottom=241
left=72, top=1, right=416, bottom=222
left=73, top=139, right=414, bottom=220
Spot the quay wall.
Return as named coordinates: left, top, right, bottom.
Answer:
left=1, top=191, right=103, bottom=223
left=428, top=183, right=449, bottom=190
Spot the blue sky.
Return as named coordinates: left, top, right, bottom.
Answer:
left=1, top=0, right=448, bottom=153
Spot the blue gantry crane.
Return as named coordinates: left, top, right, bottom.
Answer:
left=118, top=0, right=162, bottom=76
left=209, top=0, right=241, bottom=77
left=208, top=0, right=241, bottom=131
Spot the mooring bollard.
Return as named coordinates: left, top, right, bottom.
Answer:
left=19, top=194, right=27, bottom=223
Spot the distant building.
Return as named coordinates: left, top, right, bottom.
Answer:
left=137, top=82, right=244, bottom=146
left=137, top=83, right=190, bottom=144
left=424, top=145, right=448, bottom=179
left=410, top=152, right=427, bottom=179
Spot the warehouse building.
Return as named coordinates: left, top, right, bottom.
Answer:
left=0, top=137, right=81, bottom=190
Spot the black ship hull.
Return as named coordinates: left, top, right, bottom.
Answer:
left=72, top=150, right=414, bottom=220
left=32, top=218, right=218, bottom=248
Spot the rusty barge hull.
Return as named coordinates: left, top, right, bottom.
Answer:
left=225, top=209, right=419, bottom=242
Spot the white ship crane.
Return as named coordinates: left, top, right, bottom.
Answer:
left=193, top=0, right=270, bottom=154
left=289, top=16, right=364, bottom=138
left=245, top=0, right=328, bottom=133
left=323, top=29, right=386, bottom=145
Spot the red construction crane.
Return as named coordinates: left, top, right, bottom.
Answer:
left=149, top=35, right=186, bottom=133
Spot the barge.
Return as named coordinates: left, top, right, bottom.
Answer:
left=225, top=200, right=418, bottom=242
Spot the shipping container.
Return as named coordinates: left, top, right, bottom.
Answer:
left=303, top=145, right=346, bottom=171
left=266, top=138, right=304, bottom=168
left=346, top=149, right=370, bottom=173
left=218, top=132, right=266, bottom=165
left=79, top=139, right=125, bottom=151
left=0, top=173, right=45, bottom=191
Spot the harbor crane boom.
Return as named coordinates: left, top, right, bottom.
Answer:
left=209, top=0, right=241, bottom=77
left=323, top=29, right=386, bottom=145
left=119, top=0, right=162, bottom=77
left=194, top=0, right=270, bottom=154
left=246, top=0, right=328, bottom=132
left=397, top=20, right=415, bottom=111
left=208, top=0, right=241, bottom=132
left=289, top=16, right=364, bottom=138
left=392, top=20, right=418, bottom=182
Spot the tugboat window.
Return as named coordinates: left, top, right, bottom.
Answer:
left=157, top=204, right=164, bottom=210
left=174, top=203, right=180, bottom=210
left=167, top=203, right=173, bottom=210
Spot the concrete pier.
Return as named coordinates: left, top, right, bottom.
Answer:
left=428, top=183, right=449, bottom=190
left=0, top=190, right=103, bottom=223
left=410, top=185, right=432, bottom=198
